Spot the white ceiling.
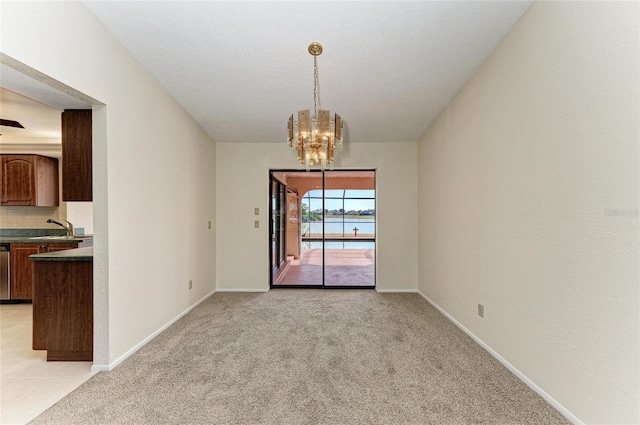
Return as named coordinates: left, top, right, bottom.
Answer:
left=0, top=87, right=62, bottom=143
left=0, top=2, right=532, bottom=146
left=82, top=1, right=533, bottom=144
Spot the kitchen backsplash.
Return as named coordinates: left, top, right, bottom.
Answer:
left=0, top=206, right=65, bottom=229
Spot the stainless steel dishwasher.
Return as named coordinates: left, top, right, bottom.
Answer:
left=0, top=243, right=10, bottom=302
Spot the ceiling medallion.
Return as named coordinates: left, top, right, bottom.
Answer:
left=287, top=42, right=343, bottom=168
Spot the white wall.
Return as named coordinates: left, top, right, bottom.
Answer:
left=216, top=142, right=417, bottom=292
left=66, top=202, right=93, bottom=235
left=417, top=2, right=639, bottom=424
left=1, top=2, right=217, bottom=367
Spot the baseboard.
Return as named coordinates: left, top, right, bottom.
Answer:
left=90, top=288, right=217, bottom=372
left=376, top=288, right=418, bottom=293
left=415, top=290, right=583, bottom=425
left=215, top=287, right=269, bottom=293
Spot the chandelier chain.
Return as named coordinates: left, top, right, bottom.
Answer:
left=313, top=55, right=318, bottom=120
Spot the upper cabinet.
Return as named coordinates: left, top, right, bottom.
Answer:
left=62, top=110, right=92, bottom=201
left=0, top=155, right=59, bottom=206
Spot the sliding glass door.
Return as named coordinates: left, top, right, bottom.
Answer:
left=269, top=170, right=375, bottom=289
left=322, top=172, right=376, bottom=287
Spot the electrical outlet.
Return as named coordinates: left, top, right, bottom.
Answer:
left=478, top=304, right=484, bottom=318
left=208, top=221, right=212, bottom=229
left=254, top=207, right=259, bottom=215
left=254, top=220, right=259, bottom=228
left=189, top=280, right=193, bottom=290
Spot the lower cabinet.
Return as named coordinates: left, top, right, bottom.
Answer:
left=10, top=242, right=79, bottom=300
left=10, top=244, right=38, bottom=300
left=32, top=258, right=93, bottom=360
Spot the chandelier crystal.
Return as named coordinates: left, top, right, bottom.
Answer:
left=287, top=42, right=343, bottom=168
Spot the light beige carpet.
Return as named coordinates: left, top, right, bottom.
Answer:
left=30, top=291, right=570, bottom=424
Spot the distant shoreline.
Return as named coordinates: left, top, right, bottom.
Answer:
left=319, top=215, right=375, bottom=219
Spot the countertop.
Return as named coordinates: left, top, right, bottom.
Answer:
left=29, top=246, right=93, bottom=262
left=0, top=228, right=92, bottom=244
left=0, top=236, right=93, bottom=243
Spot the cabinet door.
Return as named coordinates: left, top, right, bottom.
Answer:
left=0, top=155, right=59, bottom=206
left=34, top=156, right=59, bottom=207
left=62, top=110, right=92, bottom=201
left=9, top=242, right=79, bottom=300
left=30, top=242, right=80, bottom=349
left=10, top=243, right=39, bottom=299
left=1, top=156, right=35, bottom=206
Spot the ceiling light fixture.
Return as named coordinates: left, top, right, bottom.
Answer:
left=288, top=42, right=343, bottom=168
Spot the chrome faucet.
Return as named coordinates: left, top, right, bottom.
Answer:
left=47, top=219, right=74, bottom=236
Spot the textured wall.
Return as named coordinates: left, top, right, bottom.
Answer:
left=417, top=2, right=639, bottom=423
left=216, top=142, right=417, bottom=292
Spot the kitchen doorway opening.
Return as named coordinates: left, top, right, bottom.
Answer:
left=269, top=170, right=376, bottom=289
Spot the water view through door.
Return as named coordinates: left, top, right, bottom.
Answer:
left=269, top=170, right=375, bottom=288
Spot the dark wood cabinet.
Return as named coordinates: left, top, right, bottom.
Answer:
left=10, top=242, right=79, bottom=301
left=32, top=257, right=93, bottom=361
left=10, top=243, right=39, bottom=300
left=0, top=155, right=59, bottom=206
left=62, top=110, right=92, bottom=201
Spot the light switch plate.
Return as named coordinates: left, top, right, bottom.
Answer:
left=254, top=220, right=259, bottom=228
left=254, top=208, right=259, bottom=215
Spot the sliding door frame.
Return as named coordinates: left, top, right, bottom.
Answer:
left=269, top=174, right=287, bottom=276
left=269, top=169, right=376, bottom=289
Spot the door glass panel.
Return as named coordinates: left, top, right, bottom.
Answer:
left=323, top=171, right=375, bottom=287
left=278, top=184, right=286, bottom=267
left=272, top=170, right=323, bottom=286
left=271, top=180, right=277, bottom=272
left=270, top=170, right=375, bottom=288
left=270, top=176, right=287, bottom=275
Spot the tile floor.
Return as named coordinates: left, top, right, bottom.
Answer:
left=0, top=303, right=96, bottom=425
left=274, top=248, right=375, bottom=286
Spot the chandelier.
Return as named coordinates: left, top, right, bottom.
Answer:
left=288, top=42, right=343, bottom=168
